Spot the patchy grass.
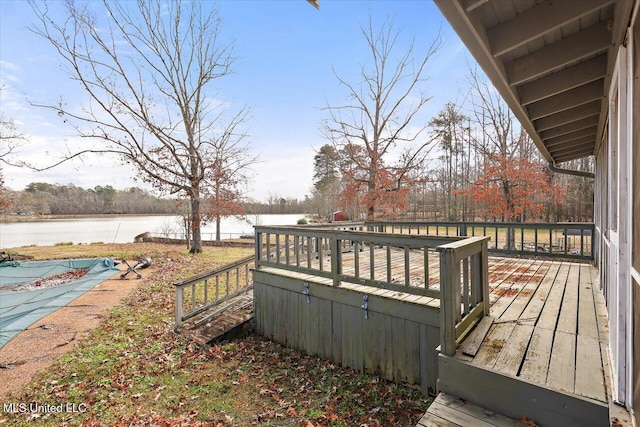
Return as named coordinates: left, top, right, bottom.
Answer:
left=4, top=242, right=251, bottom=266
left=1, top=243, right=430, bottom=426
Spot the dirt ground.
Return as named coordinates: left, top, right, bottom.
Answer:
left=0, top=263, right=156, bottom=399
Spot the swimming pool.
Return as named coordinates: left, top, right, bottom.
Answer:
left=0, top=258, right=120, bottom=348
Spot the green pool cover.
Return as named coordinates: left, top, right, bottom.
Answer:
left=0, top=258, right=120, bottom=348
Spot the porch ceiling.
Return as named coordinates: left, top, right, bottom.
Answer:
left=434, top=0, right=635, bottom=164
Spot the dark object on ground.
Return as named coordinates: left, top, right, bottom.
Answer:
left=0, top=251, right=31, bottom=267
left=0, top=252, right=13, bottom=263
left=120, top=257, right=152, bottom=279
left=0, top=252, right=34, bottom=263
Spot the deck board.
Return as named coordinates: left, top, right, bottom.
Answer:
left=418, top=393, right=522, bottom=427
left=460, top=315, right=494, bottom=357
left=556, top=264, right=579, bottom=334
left=536, top=263, right=569, bottom=330
left=345, top=252, right=607, bottom=405
left=578, top=263, right=599, bottom=339
left=546, top=330, right=576, bottom=393
left=574, top=334, right=606, bottom=401
left=492, top=323, right=535, bottom=376
left=519, top=326, right=554, bottom=383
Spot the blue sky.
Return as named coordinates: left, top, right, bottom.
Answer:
left=0, top=0, right=471, bottom=201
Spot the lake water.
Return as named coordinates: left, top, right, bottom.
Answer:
left=0, top=214, right=306, bottom=248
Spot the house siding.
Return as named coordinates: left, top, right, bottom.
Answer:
left=632, top=10, right=640, bottom=426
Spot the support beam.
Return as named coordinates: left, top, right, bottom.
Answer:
left=488, top=0, right=613, bottom=57
left=544, top=135, right=594, bottom=150
left=545, top=128, right=598, bottom=148
left=539, top=116, right=600, bottom=140
left=548, top=141, right=595, bottom=157
left=518, top=55, right=607, bottom=105
left=463, top=0, right=487, bottom=13
left=505, top=22, right=611, bottom=85
left=534, top=102, right=601, bottom=132
left=527, top=79, right=604, bottom=120
left=554, top=150, right=594, bottom=163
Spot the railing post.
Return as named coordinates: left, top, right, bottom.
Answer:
left=255, top=229, right=262, bottom=267
left=331, top=233, right=342, bottom=287
left=175, top=285, right=184, bottom=328
left=439, top=247, right=459, bottom=357
left=481, top=240, right=490, bottom=316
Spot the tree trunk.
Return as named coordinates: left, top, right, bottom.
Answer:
left=367, top=166, right=377, bottom=220
left=215, top=214, right=221, bottom=242
left=189, top=192, right=202, bottom=253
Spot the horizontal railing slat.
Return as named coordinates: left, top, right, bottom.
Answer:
left=174, top=255, right=255, bottom=289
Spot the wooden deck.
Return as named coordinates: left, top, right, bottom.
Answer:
left=254, top=241, right=616, bottom=425
left=314, top=251, right=609, bottom=403
left=432, top=257, right=615, bottom=426
left=458, top=260, right=606, bottom=402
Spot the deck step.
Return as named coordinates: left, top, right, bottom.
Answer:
left=438, top=354, right=609, bottom=427
left=179, top=293, right=254, bottom=345
left=417, top=392, right=522, bottom=427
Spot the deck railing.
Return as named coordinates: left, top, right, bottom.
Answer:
left=255, top=225, right=461, bottom=297
left=366, top=221, right=594, bottom=260
left=437, top=236, right=490, bottom=356
left=174, top=255, right=255, bottom=328
left=254, top=224, right=491, bottom=357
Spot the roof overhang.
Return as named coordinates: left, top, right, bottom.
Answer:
left=434, top=0, right=635, bottom=164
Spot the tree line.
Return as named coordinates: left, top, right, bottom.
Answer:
left=1, top=182, right=315, bottom=217
left=3, top=183, right=177, bottom=216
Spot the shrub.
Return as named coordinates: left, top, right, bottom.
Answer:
left=297, top=218, right=308, bottom=225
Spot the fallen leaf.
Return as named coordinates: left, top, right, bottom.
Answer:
left=518, top=416, right=539, bottom=427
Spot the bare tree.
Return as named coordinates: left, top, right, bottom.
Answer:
left=0, top=85, right=27, bottom=168
left=0, top=85, right=26, bottom=212
left=29, top=0, right=255, bottom=253
left=322, top=18, right=442, bottom=219
left=467, top=67, right=529, bottom=161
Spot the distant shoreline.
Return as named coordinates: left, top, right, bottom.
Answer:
left=1, top=213, right=173, bottom=223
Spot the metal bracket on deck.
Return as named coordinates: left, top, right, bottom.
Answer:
left=361, top=295, right=369, bottom=319
left=303, top=282, right=310, bottom=304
